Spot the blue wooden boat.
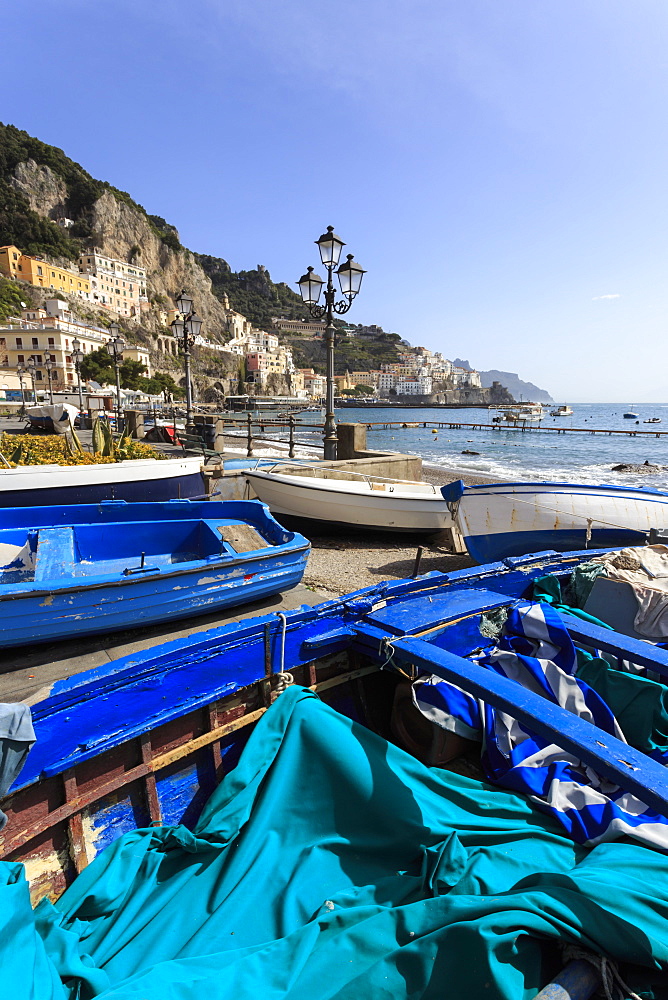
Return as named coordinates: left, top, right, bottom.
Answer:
left=3, top=546, right=668, bottom=999
left=0, top=499, right=309, bottom=646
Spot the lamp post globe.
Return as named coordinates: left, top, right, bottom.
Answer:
left=297, top=228, right=366, bottom=461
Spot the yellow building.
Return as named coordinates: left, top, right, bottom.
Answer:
left=0, top=246, right=22, bottom=279
left=0, top=246, right=91, bottom=299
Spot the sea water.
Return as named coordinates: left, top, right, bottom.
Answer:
left=300, top=403, right=668, bottom=488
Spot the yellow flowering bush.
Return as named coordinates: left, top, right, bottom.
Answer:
left=0, top=434, right=166, bottom=467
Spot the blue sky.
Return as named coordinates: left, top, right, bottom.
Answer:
left=4, top=1, right=668, bottom=401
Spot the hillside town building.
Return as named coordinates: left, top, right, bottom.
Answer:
left=0, top=299, right=150, bottom=391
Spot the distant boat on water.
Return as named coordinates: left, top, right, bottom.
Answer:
left=494, top=403, right=544, bottom=423
left=549, top=405, right=573, bottom=417
left=623, top=408, right=639, bottom=418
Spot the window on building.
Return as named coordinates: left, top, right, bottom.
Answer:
left=17, top=355, right=24, bottom=364
left=34, top=355, right=42, bottom=363
left=32, top=338, right=38, bottom=348
left=48, top=338, right=54, bottom=346
left=51, top=272, right=55, bottom=277
left=50, top=354, right=56, bottom=363
left=37, top=266, right=43, bottom=276
left=35, top=371, right=42, bottom=381
left=18, top=264, right=22, bottom=271
left=15, top=338, right=22, bottom=348
left=68, top=374, right=73, bottom=382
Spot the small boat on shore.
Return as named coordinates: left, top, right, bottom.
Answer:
left=4, top=546, right=668, bottom=998
left=245, top=463, right=455, bottom=533
left=0, top=455, right=205, bottom=506
left=25, top=403, right=80, bottom=434
left=0, top=499, right=309, bottom=646
left=442, top=478, right=668, bottom=563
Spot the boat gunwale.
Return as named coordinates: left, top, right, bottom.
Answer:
left=0, top=539, right=310, bottom=603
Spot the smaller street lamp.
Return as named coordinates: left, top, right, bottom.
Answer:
left=105, top=323, right=125, bottom=431
left=26, top=357, right=37, bottom=404
left=71, top=337, right=85, bottom=417
left=171, top=292, right=203, bottom=426
left=44, top=358, right=55, bottom=405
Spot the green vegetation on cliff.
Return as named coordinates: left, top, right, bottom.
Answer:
left=286, top=329, right=403, bottom=374
left=0, top=122, right=183, bottom=257
left=194, top=254, right=310, bottom=329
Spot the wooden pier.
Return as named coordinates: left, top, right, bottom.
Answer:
left=357, top=420, right=668, bottom=438
left=210, top=416, right=666, bottom=438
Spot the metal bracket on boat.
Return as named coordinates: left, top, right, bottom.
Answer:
left=301, top=625, right=357, bottom=655
left=123, top=552, right=160, bottom=576
left=352, top=624, right=668, bottom=817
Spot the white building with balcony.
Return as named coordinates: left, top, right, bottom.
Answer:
left=78, top=250, right=148, bottom=319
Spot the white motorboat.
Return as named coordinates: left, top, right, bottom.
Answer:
left=493, top=404, right=545, bottom=423
left=245, top=464, right=455, bottom=533
left=442, top=479, right=668, bottom=563
left=549, top=405, right=573, bottom=417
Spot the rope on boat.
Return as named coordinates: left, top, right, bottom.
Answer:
left=274, top=613, right=294, bottom=693
left=561, top=945, right=642, bottom=1000
left=492, top=492, right=652, bottom=539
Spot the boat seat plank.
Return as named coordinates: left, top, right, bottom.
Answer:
left=363, top=588, right=512, bottom=636
left=34, top=527, right=76, bottom=582
left=217, top=523, right=266, bottom=553
left=353, top=624, right=668, bottom=817
left=561, top=611, right=668, bottom=681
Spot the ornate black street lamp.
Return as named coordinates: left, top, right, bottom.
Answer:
left=16, top=364, right=27, bottom=414
left=71, top=337, right=85, bottom=416
left=44, top=358, right=55, bottom=405
left=106, top=323, right=125, bottom=431
left=26, top=357, right=37, bottom=403
left=171, top=292, right=203, bottom=426
left=297, top=227, right=365, bottom=460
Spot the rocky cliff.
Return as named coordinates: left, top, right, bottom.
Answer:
left=453, top=359, right=553, bottom=404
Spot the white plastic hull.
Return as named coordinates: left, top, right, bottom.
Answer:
left=246, top=471, right=454, bottom=532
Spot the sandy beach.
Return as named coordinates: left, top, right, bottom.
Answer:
left=300, top=461, right=484, bottom=598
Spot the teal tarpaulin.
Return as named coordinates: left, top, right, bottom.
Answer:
left=7, top=686, right=668, bottom=999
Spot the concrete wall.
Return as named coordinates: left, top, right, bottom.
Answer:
left=212, top=451, right=423, bottom=501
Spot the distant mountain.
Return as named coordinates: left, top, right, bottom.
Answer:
left=453, top=359, right=554, bottom=404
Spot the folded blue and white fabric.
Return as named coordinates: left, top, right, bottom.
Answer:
left=413, top=601, right=668, bottom=849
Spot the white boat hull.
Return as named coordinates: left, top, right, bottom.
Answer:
left=246, top=470, right=455, bottom=532
left=0, top=457, right=204, bottom=506
left=446, top=480, right=668, bottom=562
